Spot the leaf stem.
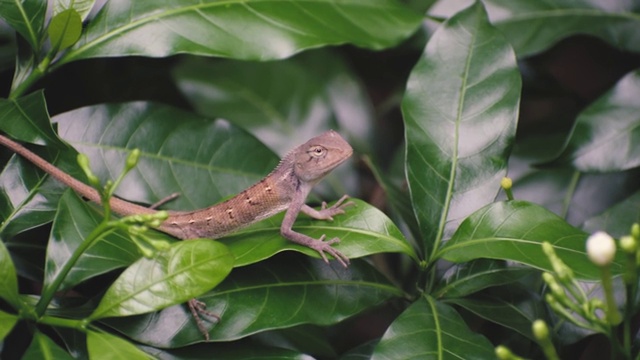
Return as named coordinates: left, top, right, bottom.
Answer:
left=34, top=223, right=115, bottom=316
left=561, top=171, right=581, bottom=219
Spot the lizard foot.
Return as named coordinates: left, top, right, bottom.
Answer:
left=316, top=195, right=356, bottom=221
left=312, top=235, right=350, bottom=267
left=188, top=298, right=220, bottom=341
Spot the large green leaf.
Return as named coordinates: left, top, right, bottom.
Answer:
left=0, top=240, right=20, bottom=308
left=433, top=259, right=537, bottom=298
left=221, top=199, right=418, bottom=266
left=173, top=51, right=373, bottom=155
left=22, top=331, right=74, bottom=360
left=437, top=200, right=621, bottom=279
left=0, top=0, right=46, bottom=50
left=430, top=0, right=640, bottom=56
left=371, top=296, right=495, bottom=359
left=58, top=0, right=422, bottom=65
left=582, top=190, right=640, bottom=237
left=0, top=310, right=18, bottom=340
left=44, top=190, right=141, bottom=291
left=486, top=0, right=640, bottom=56
left=90, top=239, right=233, bottom=319
left=53, top=102, right=280, bottom=211
left=402, top=2, right=521, bottom=253
left=444, top=285, right=545, bottom=341
left=0, top=91, right=62, bottom=146
left=0, top=92, right=82, bottom=237
left=87, top=330, right=151, bottom=360
left=547, top=70, right=640, bottom=172
left=106, top=257, right=400, bottom=347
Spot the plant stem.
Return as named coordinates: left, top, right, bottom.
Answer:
left=34, top=223, right=115, bottom=316
left=561, top=171, right=581, bottom=219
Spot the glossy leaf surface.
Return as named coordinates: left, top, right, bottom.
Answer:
left=44, top=190, right=141, bottom=291
left=221, top=199, right=418, bottom=266
left=0, top=0, right=46, bottom=50
left=90, top=239, right=233, bottom=319
left=0, top=310, right=18, bottom=340
left=403, top=2, right=521, bottom=252
left=107, top=257, right=399, bottom=347
left=438, top=200, right=619, bottom=279
left=60, top=0, right=422, bottom=64
left=0, top=240, right=20, bottom=308
left=22, top=332, right=74, bottom=360
left=548, top=70, right=640, bottom=172
left=87, top=330, right=151, bottom=360
left=371, top=296, right=494, bottom=359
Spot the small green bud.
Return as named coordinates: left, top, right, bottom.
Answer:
left=632, top=223, right=640, bottom=239
left=586, top=231, right=616, bottom=267
left=542, top=242, right=573, bottom=281
left=495, top=345, right=523, bottom=360
left=532, top=320, right=549, bottom=341
left=620, top=235, right=637, bottom=254
left=77, top=154, right=100, bottom=187
left=500, top=177, right=512, bottom=190
left=125, top=149, right=141, bottom=172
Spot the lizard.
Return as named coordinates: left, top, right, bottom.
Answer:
left=0, top=129, right=354, bottom=340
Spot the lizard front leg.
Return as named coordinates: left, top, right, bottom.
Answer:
left=300, top=195, right=355, bottom=221
left=281, top=192, right=351, bottom=267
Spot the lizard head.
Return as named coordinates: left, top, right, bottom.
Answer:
left=292, top=130, right=353, bottom=183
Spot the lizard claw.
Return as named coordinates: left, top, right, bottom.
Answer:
left=188, top=298, right=220, bottom=341
left=313, top=235, right=350, bottom=267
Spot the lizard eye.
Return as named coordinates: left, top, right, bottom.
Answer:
left=309, top=146, right=325, bottom=157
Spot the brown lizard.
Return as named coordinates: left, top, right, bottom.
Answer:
left=0, top=129, right=354, bottom=339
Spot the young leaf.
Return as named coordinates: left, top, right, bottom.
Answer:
left=485, top=0, right=640, bottom=56
left=221, top=199, right=419, bottom=267
left=0, top=91, right=63, bottom=146
left=371, top=296, right=495, bottom=359
left=48, top=9, right=83, bottom=51
left=89, top=239, right=233, bottom=320
left=402, top=2, right=521, bottom=253
left=105, top=257, right=401, bottom=347
left=87, top=331, right=151, bottom=360
left=22, top=331, right=74, bottom=360
left=437, top=200, right=622, bottom=280
left=59, top=0, right=423, bottom=64
left=0, top=310, right=18, bottom=340
left=0, top=240, right=20, bottom=309
left=0, top=0, right=46, bottom=50
left=43, top=190, right=142, bottom=291
left=546, top=70, right=640, bottom=172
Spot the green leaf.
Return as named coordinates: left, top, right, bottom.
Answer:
left=48, top=9, right=83, bottom=51
left=485, top=0, right=640, bottom=56
left=582, top=190, right=640, bottom=237
left=53, top=102, right=280, bottom=211
left=0, top=0, right=46, bottom=50
left=0, top=240, right=20, bottom=309
left=0, top=91, right=62, bottom=146
left=221, top=199, right=418, bottom=266
left=87, top=330, right=151, bottom=360
left=444, top=285, right=545, bottom=341
left=59, top=0, right=423, bottom=64
left=371, top=296, right=495, bottom=359
left=174, top=51, right=373, bottom=155
left=0, top=310, right=18, bottom=340
left=106, top=257, right=400, bottom=347
left=546, top=70, right=640, bottom=172
left=44, top=190, right=142, bottom=291
left=402, top=2, right=521, bottom=254
left=433, top=259, right=537, bottom=298
left=437, top=200, right=620, bottom=279
left=54, top=0, right=95, bottom=20
left=23, top=331, right=74, bottom=360
left=90, top=239, right=233, bottom=320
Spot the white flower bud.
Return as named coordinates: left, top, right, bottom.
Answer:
left=586, top=231, right=616, bottom=267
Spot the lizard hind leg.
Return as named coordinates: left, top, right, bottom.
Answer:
left=187, top=298, right=220, bottom=341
